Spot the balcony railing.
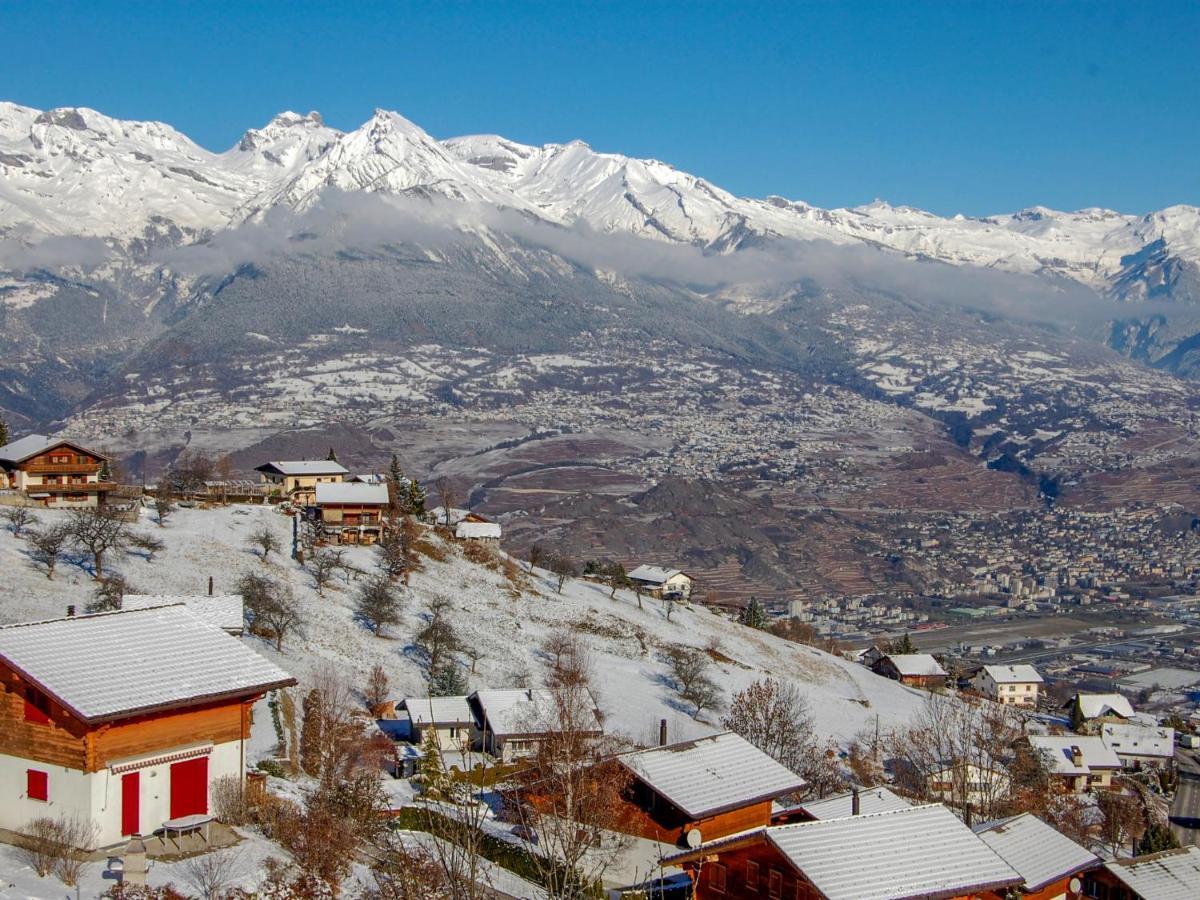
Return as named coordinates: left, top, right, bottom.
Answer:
left=34, top=481, right=115, bottom=492
left=24, top=462, right=103, bottom=474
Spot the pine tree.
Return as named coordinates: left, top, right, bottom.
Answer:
left=740, top=596, right=768, bottom=630
left=300, top=688, right=324, bottom=777
left=416, top=728, right=450, bottom=799
left=429, top=663, right=468, bottom=696
left=407, top=479, right=426, bottom=516
left=897, top=632, right=916, bottom=654
left=0, top=414, right=9, bottom=447
left=326, top=447, right=338, bottom=462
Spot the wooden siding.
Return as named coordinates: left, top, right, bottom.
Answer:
left=615, top=773, right=775, bottom=845
left=0, top=660, right=88, bottom=768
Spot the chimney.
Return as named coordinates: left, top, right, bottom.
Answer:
left=66, top=605, right=75, bottom=618
left=963, top=802, right=972, bottom=827
left=659, top=719, right=668, bottom=747
left=1071, top=745, right=1084, bottom=767
left=208, top=575, right=214, bottom=597
left=851, top=787, right=861, bottom=815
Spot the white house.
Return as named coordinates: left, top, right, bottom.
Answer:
left=254, top=460, right=348, bottom=505
left=398, top=695, right=477, bottom=750
left=0, top=606, right=294, bottom=847
left=1101, top=722, right=1176, bottom=770
left=469, top=688, right=603, bottom=763
left=627, top=565, right=693, bottom=600
left=972, top=664, right=1043, bottom=707
left=1065, top=692, right=1136, bottom=732
left=455, top=521, right=501, bottom=543
left=1027, top=735, right=1123, bottom=793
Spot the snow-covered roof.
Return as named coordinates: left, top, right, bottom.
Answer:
left=619, top=731, right=805, bottom=819
left=1101, top=722, right=1175, bottom=760
left=1027, top=735, right=1122, bottom=776
left=0, top=434, right=106, bottom=464
left=429, top=506, right=471, bottom=525
left=0, top=606, right=294, bottom=724
left=666, top=805, right=1021, bottom=900
left=1103, top=846, right=1200, bottom=900
left=470, top=688, right=602, bottom=738
left=974, top=813, right=1100, bottom=891
left=980, top=664, right=1043, bottom=684
left=796, top=786, right=911, bottom=820
left=122, top=594, right=244, bottom=633
left=1073, top=692, right=1135, bottom=720
left=628, top=565, right=686, bottom=585
left=315, top=482, right=388, bottom=505
left=456, top=521, right=501, bottom=540
left=883, top=654, right=947, bottom=677
left=256, top=460, right=349, bottom=476
left=400, top=696, right=475, bottom=726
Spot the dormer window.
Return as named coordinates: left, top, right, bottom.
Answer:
left=24, top=686, right=52, bottom=724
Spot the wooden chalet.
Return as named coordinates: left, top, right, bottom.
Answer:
left=665, top=804, right=1023, bottom=900
left=1083, top=846, right=1200, bottom=900
left=0, top=606, right=294, bottom=847
left=613, top=731, right=805, bottom=846
left=255, top=459, right=348, bottom=506
left=0, top=434, right=113, bottom=507
left=870, top=653, right=948, bottom=688
left=973, top=812, right=1100, bottom=899
left=315, top=481, right=388, bottom=544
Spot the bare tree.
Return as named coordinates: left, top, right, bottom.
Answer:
left=433, top=476, right=459, bottom=523
left=356, top=575, right=404, bottom=637
left=180, top=847, right=245, bottom=900
left=415, top=600, right=461, bottom=678
left=363, top=664, right=391, bottom=715
left=88, top=574, right=134, bottom=613
left=169, top=447, right=215, bottom=494
left=240, top=572, right=305, bottom=652
left=153, top=479, right=174, bottom=526
left=3, top=505, right=38, bottom=538
left=310, top=547, right=346, bottom=595
left=605, top=562, right=630, bottom=599
left=17, top=812, right=97, bottom=885
left=250, top=524, right=281, bottom=562
left=28, top=523, right=71, bottom=579
left=377, top=525, right=411, bottom=580
left=68, top=505, right=129, bottom=578
left=128, top=531, right=165, bottom=562
left=1097, top=788, right=1146, bottom=858
left=541, top=629, right=593, bottom=690
left=723, top=679, right=820, bottom=780
left=547, top=550, right=578, bottom=594
left=665, top=646, right=721, bottom=719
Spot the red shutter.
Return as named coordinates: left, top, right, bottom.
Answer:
left=169, top=757, right=209, bottom=818
left=27, top=769, right=48, bottom=802
left=121, top=772, right=140, bottom=836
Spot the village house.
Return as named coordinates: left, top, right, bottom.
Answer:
left=456, top=520, right=501, bottom=543
left=315, top=481, right=388, bottom=545
left=627, top=565, right=693, bottom=600
left=665, top=803, right=1022, bottom=900
left=972, top=664, right=1043, bottom=707
left=0, top=606, right=294, bottom=847
left=396, top=695, right=477, bottom=750
left=973, top=812, right=1100, bottom=899
left=924, top=760, right=1011, bottom=812
left=0, top=434, right=113, bottom=508
left=1084, top=845, right=1200, bottom=899
left=778, top=786, right=911, bottom=824
left=1100, top=722, right=1176, bottom=771
left=1064, top=692, right=1136, bottom=733
left=121, top=595, right=245, bottom=636
left=1027, top=735, right=1122, bottom=793
left=870, top=653, right=948, bottom=688
left=255, top=459, right=348, bottom=506
left=612, top=731, right=805, bottom=846
left=469, top=688, right=603, bottom=763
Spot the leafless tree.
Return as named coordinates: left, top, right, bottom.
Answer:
left=180, top=847, right=246, bottom=900
left=415, top=599, right=461, bottom=677
left=363, top=663, right=391, bottom=715
left=153, top=479, right=174, bottom=526
left=88, top=573, right=134, bottom=613
left=240, top=572, right=305, bottom=651
left=28, top=523, right=71, bottom=579
left=169, top=447, right=215, bottom=494
left=250, top=524, right=281, bottom=562
left=68, top=505, right=130, bottom=578
left=128, top=531, right=165, bottom=562
left=547, top=550, right=578, bottom=593
left=310, top=547, right=346, bottom=595
left=3, top=505, right=38, bottom=538
left=665, top=645, right=721, bottom=719
left=377, top=525, right=411, bottom=580
left=541, top=629, right=593, bottom=690
left=1097, top=788, right=1146, bottom=858
left=356, top=574, right=404, bottom=637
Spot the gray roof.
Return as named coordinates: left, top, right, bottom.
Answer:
left=0, top=606, right=294, bottom=723
left=1028, top=735, right=1122, bottom=775
left=883, top=654, right=947, bottom=677
left=400, top=696, right=476, bottom=726
left=1104, top=846, right=1200, bottom=900
left=619, top=731, right=805, bottom=819
left=122, top=594, right=244, bottom=633
left=0, top=433, right=106, bottom=464
left=471, top=688, right=602, bottom=737
left=974, top=813, right=1099, bottom=891
left=256, top=460, right=349, bottom=476
left=628, top=565, right=686, bottom=584
left=797, top=786, right=911, bottom=820
left=315, top=482, right=388, bottom=505
left=980, top=664, right=1043, bottom=684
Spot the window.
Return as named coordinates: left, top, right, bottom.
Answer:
left=27, top=769, right=48, bottom=802
left=769, top=869, right=783, bottom=899
left=746, top=860, right=760, bottom=891
left=709, top=863, right=726, bottom=895
left=24, top=687, right=51, bottom=724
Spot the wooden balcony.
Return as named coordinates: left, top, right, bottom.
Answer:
left=34, top=481, right=115, bottom=493
left=24, top=462, right=102, bottom=475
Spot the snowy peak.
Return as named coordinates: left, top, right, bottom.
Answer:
left=222, top=110, right=341, bottom=187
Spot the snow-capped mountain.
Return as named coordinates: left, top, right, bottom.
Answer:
left=1, top=100, right=1197, bottom=302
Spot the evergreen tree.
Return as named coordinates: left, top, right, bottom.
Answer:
left=429, top=662, right=469, bottom=697
left=897, top=632, right=916, bottom=654
left=1138, top=823, right=1180, bottom=855
left=326, top=447, right=338, bottom=462
left=407, top=479, right=426, bottom=516
left=300, top=688, right=324, bottom=777
left=416, top=729, right=450, bottom=798
left=0, top=413, right=9, bottom=447
left=739, top=596, right=768, bottom=630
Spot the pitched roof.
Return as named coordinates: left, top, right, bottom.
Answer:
left=0, top=434, right=107, bottom=464
left=1101, top=722, right=1175, bottom=759
left=883, top=654, right=947, bottom=677
left=1073, top=692, right=1135, bottom=720
left=1103, top=846, right=1200, bottom=900
left=1028, top=735, right=1122, bottom=775
left=400, top=696, right=475, bottom=726
left=122, top=594, right=244, bottom=633
left=666, top=805, right=1021, bottom=900
left=628, top=565, right=685, bottom=584
left=619, top=731, right=805, bottom=820
left=797, top=786, right=911, bottom=820
left=456, top=521, right=501, bottom=539
left=980, top=664, right=1043, bottom=684
left=315, top=482, right=388, bottom=505
left=256, top=460, right=349, bottom=476
left=0, top=606, right=294, bottom=724
left=974, top=813, right=1100, bottom=891
left=471, top=688, right=602, bottom=737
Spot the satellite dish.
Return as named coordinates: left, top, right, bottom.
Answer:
left=685, top=827, right=703, bottom=848
left=1068, top=877, right=1082, bottom=894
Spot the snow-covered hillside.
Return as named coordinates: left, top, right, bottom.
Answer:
left=2, top=100, right=1198, bottom=299
left=0, top=503, right=927, bottom=747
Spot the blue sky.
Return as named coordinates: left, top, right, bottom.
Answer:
left=2, top=1, right=1197, bottom=215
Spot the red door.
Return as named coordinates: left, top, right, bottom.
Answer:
left=169, top=757, right=209, bottom=818
left=121, top=772, right=140, bottom=836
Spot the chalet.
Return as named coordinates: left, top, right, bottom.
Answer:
left=870, top=653, right=948, bottom=688
left=455, top=520, right=501, bottom=543
left=315, top=482, right=388, bottom=544
left=0, top=606, right=294, bottom=847
left=924, top=760, right=1011, bottom=811
left=1027, top=735, right=1122, bottom=792
left=397, top=695, right=476, bottom=750
left=469, top=688, right=603, bottom=763
left=972, top=664, right=1043, bottom=708
left=0, top=434, right=113, bottom=508
left=1101, top=722, right=1175, bottom=770
left=121, top=594, right=245, bottom=635
left=614, top=731, right=805, bottom=846
left=1064, top=692, right=1136, bottom=733
left=1084, top=845, right=1200, bottom=900
left=973, top=812, right=1100, bottom=899
left=255, top=460, right=348, bottom=506
left=779, top=786, right=911, bottom=823
left=628, top=565, right=693, bottom=600
left=665, top=804, right=1022, bottom=900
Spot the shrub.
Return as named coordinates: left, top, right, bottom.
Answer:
left=211, top=774, right=251, bottom=825
left=17, top=812, right=97, bottom=885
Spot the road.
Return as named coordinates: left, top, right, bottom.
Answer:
left=1170, top=749, right=1200, bottom=848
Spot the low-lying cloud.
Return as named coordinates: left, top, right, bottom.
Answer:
left=0, top=233, right=111, bottom=271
